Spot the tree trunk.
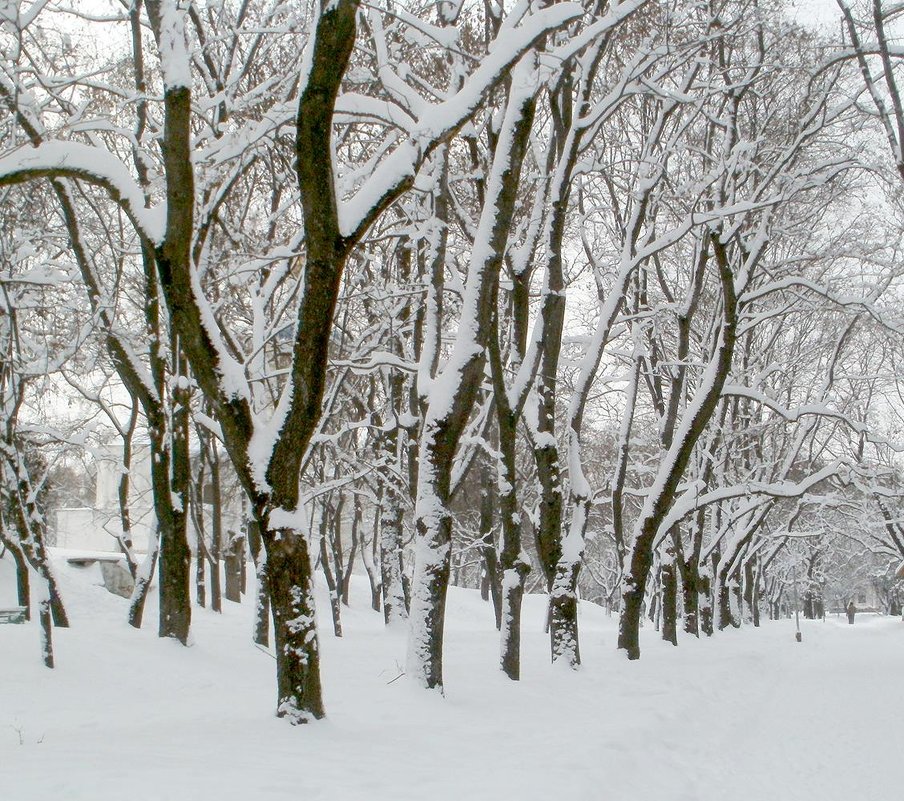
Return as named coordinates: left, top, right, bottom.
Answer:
left=208, top=446, right=223, bottom=613
left=407, top=510, right=452, bottom=689
left=248, top=520, right=269, bottom=647
left=699, top=565, right=714, bottom=636
left=224, top=530, right=243, bottom=603
left=680, top=558, right=699, bottom=637
left=549, top=560, right=581, bottom=665
left=0, top=531, right=31, bottom=619
left=478, top=462, right=502, bottom=628
left=8, top=486, right=68, bottom=628
left=340, top=495, right=360, bottom=606
left=408, top=71, right=538, bottom=690
left=660, top=547, right=678, bottom=646
left=380, top=498, right=407, bottom=625
left=264, top=527, right=324, bottom=723
left=129, top=532, right=159, bottom=629
left=196, top=544, right=206, bottom=608
left=39, top=591, right=54, bottom=669
left=361, top=499, right=382, bottom=613
left=319, top=505, right=343, bottom=638
left=154, top=390, right=192, bottom=643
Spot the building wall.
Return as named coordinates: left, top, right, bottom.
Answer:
left=52, top=441, right=244, bottom=555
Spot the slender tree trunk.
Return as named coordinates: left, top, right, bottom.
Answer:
left=380, top=497, right=407, bottom=625
left=248, top=520, right=269, bottom=647
left=361, top=497, right=382, bottom=613
left=116, top=400, right=140, bottom=579
left=716, top=567, right=733, bottom=630
left=224, top=530, right=243, bottom=603
left=319, top=504, right=343, bottom=637
left=208, top=446, right=223, bottom=613
left=495, top=413, right=529, bottom=679
left=700, top=565, right=714, bottom=636
left=196, top=543, right=206, bottom=608
left=129, top=531, right=159, bottom=629
left=340, top=495, right=360, bottom=606
left=660, top=543, right=678, bottom=646
left=39, top=588, right=53, bottom=669
left=14, top=543, right=29, bottom=617
left=478, top=461, right=502, bottom=628
left=153, top=372, right=192, bottom=643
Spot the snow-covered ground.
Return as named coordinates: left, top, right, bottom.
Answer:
left=1, top=554, right=901, bottom=801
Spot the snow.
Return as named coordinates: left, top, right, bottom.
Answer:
left=157, top=1, right=192, bottom=90
left=2, top=554, right=903, bottom=800
left=0, top=142, right=164, bottom=244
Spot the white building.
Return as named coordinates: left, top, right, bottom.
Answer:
left=53, top=441, right=243, bottom=554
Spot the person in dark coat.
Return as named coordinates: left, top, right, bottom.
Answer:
left=847, top=601, right=856, bottom=624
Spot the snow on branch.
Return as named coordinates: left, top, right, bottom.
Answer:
left=0, top=142, right=164, bottom=244
left=338, top=1, right=585, bottom=242
left=721, top=384, right=904, bottom=453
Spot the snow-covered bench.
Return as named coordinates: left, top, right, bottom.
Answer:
left=0, top=607, right=27, bottom=624
left=67, top=554, right=134, bottom=598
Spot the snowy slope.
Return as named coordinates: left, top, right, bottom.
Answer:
left=1, top=554, right=901, bottom=801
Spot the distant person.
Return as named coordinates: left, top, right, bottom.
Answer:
left=847, top=601, right=856, bottom=625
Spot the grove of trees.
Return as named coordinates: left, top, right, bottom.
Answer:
left=2, top=0, right=904, bottom=724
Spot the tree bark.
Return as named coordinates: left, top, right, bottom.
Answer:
left=129, top=532, right=159, bottom=629
left=380, top=497, right=407, bottom=625
left=264, top=525, right=324, bottom=723
left=248, top=520, right=270, bottom=647
left=660, top=544, right=679, bottom=646
left=153, top=352, right=192, bottom=644
left=224, top=530, right=243, bottom=603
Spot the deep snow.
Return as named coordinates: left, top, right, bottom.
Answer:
left=1, top=553, right=901, bottom=801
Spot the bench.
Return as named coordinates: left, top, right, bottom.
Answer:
left=67, top=555, right=125, bottom=567
left=0, top=607, right=27, bottom=624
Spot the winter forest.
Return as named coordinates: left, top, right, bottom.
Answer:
left=2, top=0, right=904, bottom=798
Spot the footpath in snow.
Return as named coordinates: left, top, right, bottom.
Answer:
left=1, top=554, right=901, bottom=801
